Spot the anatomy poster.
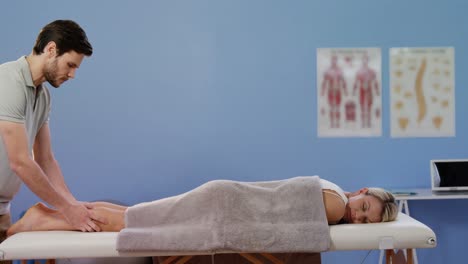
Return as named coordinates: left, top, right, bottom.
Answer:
left=390, top=47, right=455, bottom=137
left=317, top=48, right=382, bottom=137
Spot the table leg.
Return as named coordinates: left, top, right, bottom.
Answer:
left=406, top=249, right=414, bottom=264
left=385, top=249, right=393, bottom=263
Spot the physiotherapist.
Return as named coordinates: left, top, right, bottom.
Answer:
left=0, top=20, right=107, bottom=250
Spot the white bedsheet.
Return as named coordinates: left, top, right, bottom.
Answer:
left=0, top=213, right=436, bottom=260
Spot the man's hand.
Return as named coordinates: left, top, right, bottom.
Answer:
left=60, top=202, right=108, bottom=232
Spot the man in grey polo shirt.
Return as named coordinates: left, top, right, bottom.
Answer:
left=0, top=20, right=106, bottom=247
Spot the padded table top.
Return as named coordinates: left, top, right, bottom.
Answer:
left=329, top=212, right=436, bottom=251
left=0, top=213, right=436, bottom=260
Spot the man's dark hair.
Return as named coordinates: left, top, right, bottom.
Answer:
left=33, top=20, right=93, bottom=56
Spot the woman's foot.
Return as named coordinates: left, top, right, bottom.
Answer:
left=7, top=202, right=57, bottom=237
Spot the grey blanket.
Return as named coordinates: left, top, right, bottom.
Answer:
left=116, top=176, right=330, bottom=253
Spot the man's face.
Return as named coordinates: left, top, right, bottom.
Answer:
left=44, top=51, right=84, bottom=88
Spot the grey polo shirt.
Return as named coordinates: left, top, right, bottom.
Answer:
left=0, top=56, right=51, bottom=214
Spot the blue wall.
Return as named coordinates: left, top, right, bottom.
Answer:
left=2, top=1, right=468, bottom=263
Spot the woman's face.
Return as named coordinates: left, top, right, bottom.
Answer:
left=344, top=188, right=383, bottom=224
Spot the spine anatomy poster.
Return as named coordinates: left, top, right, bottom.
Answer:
left=390, top=47, right=455, bottom=137
left=317, top=48, right=382, bottom=137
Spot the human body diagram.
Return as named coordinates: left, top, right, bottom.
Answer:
left=317, top=48, right=381, bottom=137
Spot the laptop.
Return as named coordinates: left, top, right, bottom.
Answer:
left=431, top=159, right=468, bottom=193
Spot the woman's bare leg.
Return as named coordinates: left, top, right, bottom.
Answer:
left=91, top=201, right=127, bottom=212
left=7, top=202, right=125, bottom=236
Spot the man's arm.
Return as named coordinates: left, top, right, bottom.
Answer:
left=0, top=120, right=103, bottom=232
left=33, top=123, right=75, bottom=201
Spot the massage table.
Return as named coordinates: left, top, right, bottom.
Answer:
left=0, top=213, right=436, bottom=263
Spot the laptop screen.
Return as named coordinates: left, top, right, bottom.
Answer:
left=432, top=160, right=468, bottom=191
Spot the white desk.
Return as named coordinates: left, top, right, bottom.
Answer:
left=379, top=189, right=468, bottom=264
left=394, top=188, right=468, bottom=216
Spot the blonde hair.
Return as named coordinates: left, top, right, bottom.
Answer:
left=366, top=188, right=398, bottom=222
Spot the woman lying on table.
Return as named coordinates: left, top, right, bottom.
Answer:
left=7, top=178, right=398, bottom=236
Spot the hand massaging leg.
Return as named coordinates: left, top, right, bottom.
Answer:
left=7, top=202, right=126, bottom=236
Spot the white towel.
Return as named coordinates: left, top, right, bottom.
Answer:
left=116, top=176, right=330, bottom=253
